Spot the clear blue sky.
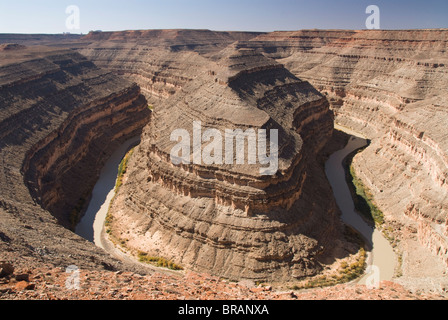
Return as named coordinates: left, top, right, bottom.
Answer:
left=0, top=0, right=447, bottom=34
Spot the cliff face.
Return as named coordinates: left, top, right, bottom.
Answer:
left=106, top=46, right=348, bottom=281
left=74, top=29, right=448, bottom=279
left=238, top=30, right=448, bottom=270
left=352, top=103, right=448, bottom=267
left=0, top=46, right=150, bottom=269
left=77, top=30, right=263, bottom=102
left=0, top=31, right=356, bottom=283
left=78, top=45, right=200, bottom=101
left=255, top=30, right=448, bottom=136
left=1, top=29, right=447, bottom=289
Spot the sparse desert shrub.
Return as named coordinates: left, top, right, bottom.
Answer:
left=349, top=165, right=385, bottom=226
left=343, top=148, right=385, bottom=226
left=137, top=251, right=184, bottom=270
left=115, top=147, right=135, bottom=192
left=290, top=247, right=367, bottom=290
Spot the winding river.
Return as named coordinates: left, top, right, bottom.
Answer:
left=75, top=136, right=140, bottom=249
left=76, top=126, right=396, bottom=285
left=325, top=125, right=396, bottom=285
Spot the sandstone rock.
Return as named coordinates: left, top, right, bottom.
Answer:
left=0, top=28, right=447, bottom=298
left=15, top=274, right=30, bottom=282
left=105, top=45, right=349, bottom=282
left=0, top=45, right=150, bottom=272
left=0, top=262, right=14, bottom=278
left=15, top=281, right=35, bottom=291
left=236, top=29, right=448, bottom=282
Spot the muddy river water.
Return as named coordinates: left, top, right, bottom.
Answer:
left=75, top=136, right=140, bottom=249
left=325, top=125, right=396, bottom=285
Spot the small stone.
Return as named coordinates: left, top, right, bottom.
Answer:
left=15, top=281, right=35, bottom=291
left=15, top=273, right=30, bottom=282
left=0, top=262, right=14, bottom=278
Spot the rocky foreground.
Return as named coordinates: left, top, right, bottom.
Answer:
left=0, top=262, right=444, bottom=300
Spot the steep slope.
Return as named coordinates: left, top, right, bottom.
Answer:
left=240, top=30, right=448, bottom=274
left=0, top=45, right=150, bottom=270
left=77, top=30, right=263, bottom=103
left=79, top=45, right=202, bottom=101
left=106, top=47, right=351, bottom=281
left=1, top=28, right=447, bottom=293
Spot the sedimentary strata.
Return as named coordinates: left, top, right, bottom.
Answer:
left=78, top=30, right=263, bottom=102
left=92, top=29, right=448, bottom=283
left=0, top=45, right=150, bottom=270
left=238, top=30, right=448, bottom=272
left=1, top=28, right=447, bottom=292
left=106, top=45, right=350, bottom=282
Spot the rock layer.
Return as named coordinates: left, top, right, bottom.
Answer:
left=0, top=45, right=150, bottom=270
left=78, top=30, right=263, bottom=103
left=1, top=28, right=447, bottom=289
left=107, top=46, right=346, bottom=281
left=238, top=30, right=448, bottom=270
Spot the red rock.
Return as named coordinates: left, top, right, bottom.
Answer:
left=0, top=262, right=14, bottom=278
left=15, top=273, right=30, bottom=282
left=15, top=281, right=35, bottom=291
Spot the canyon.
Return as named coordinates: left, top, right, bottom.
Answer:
left=0, top=44, right=151, bottom=273
left=0, top=29, right=447, bottom=298
left=104, top=44, right=346, bottom=282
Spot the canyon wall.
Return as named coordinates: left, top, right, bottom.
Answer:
left=106, top=45, right=351, bottom=281
left=1, top=29, right=446, bottom=284
left=238, top=30, right=448, bottom=269
left=78, top=30, right=263, bottom=102
left=75, top=29, right=448, bottom=279
left=0, top=45, right=150, bottom=270
left=0, top=31, right=353, bottom=282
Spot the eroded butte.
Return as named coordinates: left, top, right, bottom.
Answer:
left=0, top=29, right=447, bottom=295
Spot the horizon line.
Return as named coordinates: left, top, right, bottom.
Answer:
left=2, top=27, right=448, bottom=36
